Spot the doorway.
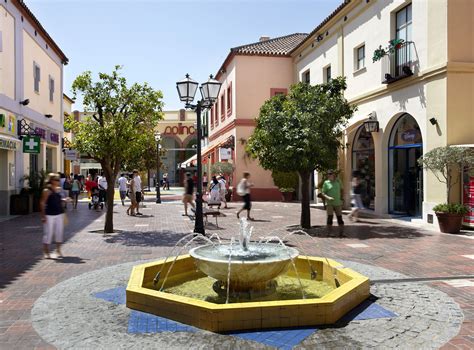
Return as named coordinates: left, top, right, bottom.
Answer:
left=352, top=125, right=375, bottom=209
left=388, top=114, right=423, bottom=217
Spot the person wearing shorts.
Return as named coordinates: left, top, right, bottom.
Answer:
left=237, top=172, right=254, bottom=220
left=40, top=173, right=65, bottom=259
left=118, top=173, right=127, bottom=206
left=133, top=170, right=143, bottom=215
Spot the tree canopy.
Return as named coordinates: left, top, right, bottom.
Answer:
left=66, top=66, right=164, bottom=232
left=247, top=77, right=356, bottom=228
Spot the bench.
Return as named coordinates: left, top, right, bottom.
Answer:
left=189, top=207, right=222, bottom=227
left=203, top=208, right=221, bottom=227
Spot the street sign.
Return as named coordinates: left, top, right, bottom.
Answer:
left=23, top=136, right=40, bottom=154
left=64, top=149, right=79, bottom=161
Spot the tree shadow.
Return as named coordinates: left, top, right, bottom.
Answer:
left=288, top=224, right=431, bottom=240
left=54, top=256, right=88, bottom=264
left=102, top=230, right=195, bottom=247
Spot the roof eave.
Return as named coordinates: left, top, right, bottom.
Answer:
left=14, top=0, right=69, bottom=64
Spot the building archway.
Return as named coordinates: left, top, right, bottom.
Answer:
left=388, top=113, right=423, bottom=217
left=352, top=125, right=375, bottom=209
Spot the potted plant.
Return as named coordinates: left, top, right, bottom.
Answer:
left=372, top=38, right=405, bottom=62
left=418, top=146, right=474, bottom=233
left=271, top=171, right=298, bottom=202
left=22, top=170, right=47, bottom=212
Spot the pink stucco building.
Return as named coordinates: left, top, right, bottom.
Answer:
left=202, top=34, right=307, bottom=201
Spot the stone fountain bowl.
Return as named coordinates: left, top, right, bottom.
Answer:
left=189, top=243, right=299, bottom=291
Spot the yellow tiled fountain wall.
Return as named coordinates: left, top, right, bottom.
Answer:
left=126, top=255, right=370, bottom=332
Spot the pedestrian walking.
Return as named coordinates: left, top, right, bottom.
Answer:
left=218, top=175, right=228, bottom=209
left=40, top=173, right=66, bottom=259
left=348, top=170, right=364, bottom=222
left=162, top=173, right=170, bottom=191
left=97, top=172, right=108, bottom=206
left=126, top=174, right=137, bottom=216
left=321, top=170, right=344, bottom=226
left=209, top=176, right=221, bottom=207
left=133, top=170, right=143, bottom=215
left=85, top=174, right=95, bottom=199
left=70, top=175, right=81, bottom=209
left=236, top=172, right=254, bottom=220
left=118, top=173, right=128, bottom=206
left=182, top=172, right=195, bottom=216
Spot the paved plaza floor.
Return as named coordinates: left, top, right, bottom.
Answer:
left=1, top=193, right=473, bottom=349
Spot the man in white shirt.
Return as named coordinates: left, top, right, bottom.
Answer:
left=133, top=170, right=143, bottom=215
left=118, top=173, right=127, bottom=206
left=98, top=172, right=108, bottom=205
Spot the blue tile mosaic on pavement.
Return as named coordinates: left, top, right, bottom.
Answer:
left=93, top=286, right=398, bottom=349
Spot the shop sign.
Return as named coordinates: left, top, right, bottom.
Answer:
left=48, top=131, right=60, bottom=144
left=163, top=123, right=195, bottom=136
left=0, top=136, right=19, bottom=150
left=35, top=127, right=46, bottom=140
left=64, top=149, right=79, bottom=161
left=0, top=114, right=5, bottom=128
left=219, top=148, right=232, bottom=161
left=0, top=113, right=17, bottom=136
left=23, top=136, right=41, bottom=154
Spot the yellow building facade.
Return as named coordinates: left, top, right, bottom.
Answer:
left=292, top=0, right=474, bottom=225
left=0, top=0, right=68, bottom=215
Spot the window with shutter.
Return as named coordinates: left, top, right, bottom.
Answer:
left=34, top=63, right=41, bottom=92
left=49, top=76, right=55, bottom=102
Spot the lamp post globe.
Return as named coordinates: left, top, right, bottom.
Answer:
left=176, top=74, right=222, bottom=235
left=154, top=132, right=162, bottom=204
left=200, top=75, right=221, bottom=105
left=176, top=74, right=198, bottom=104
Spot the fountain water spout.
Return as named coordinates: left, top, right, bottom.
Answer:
left=239, top=218, right=253, bottom=251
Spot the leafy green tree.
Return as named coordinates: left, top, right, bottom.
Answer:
left=246, top=78, right=356, bottom=228
left=66, top=66, right=164, bottom=233
left=418, top=146, right=474, bottom=202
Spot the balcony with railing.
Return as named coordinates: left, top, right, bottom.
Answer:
left=381, top=41, right=415, bottom=84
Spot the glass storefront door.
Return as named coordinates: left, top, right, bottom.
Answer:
left=388, top=114, right=423, bottom=217
left=352, top=126, right=375, bottom=209
left=389, top=146, right=423, bottom=216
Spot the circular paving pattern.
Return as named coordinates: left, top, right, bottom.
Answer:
left=31, top=259, right=463, bottom=349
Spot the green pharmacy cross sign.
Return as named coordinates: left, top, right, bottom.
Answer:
left=23, top=136, right=41, bottom=154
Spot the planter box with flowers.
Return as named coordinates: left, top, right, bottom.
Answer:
left=418, top=146, right=474, bottom=233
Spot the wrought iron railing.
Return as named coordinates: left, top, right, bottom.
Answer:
left=382, top=41, right=415, bottom=84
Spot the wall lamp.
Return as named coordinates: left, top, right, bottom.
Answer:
left=19, top=99, right=30, bottom=106
left=429, top=117, right=438, bottom=125
left=44, top=114, right=53, bottom=119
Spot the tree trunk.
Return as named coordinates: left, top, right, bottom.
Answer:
left=102, top=165, right=116, bottom=233
left=299, top=170, right=311, bottom=229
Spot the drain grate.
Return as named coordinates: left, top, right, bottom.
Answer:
left=371, top=275, right=474, bottom=284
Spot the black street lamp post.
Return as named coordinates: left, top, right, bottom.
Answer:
left=155, top=132, right=162, bottom=204
left=176, top=74, right=221, bottom=235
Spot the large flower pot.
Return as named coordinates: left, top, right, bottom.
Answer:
left=436, top=212, right=464, bottom=234
left=281, top=191, right=294, bottom=202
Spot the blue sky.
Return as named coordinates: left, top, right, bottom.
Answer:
left=27, top=0, right=343, bottom=110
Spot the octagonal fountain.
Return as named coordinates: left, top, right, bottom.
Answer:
left=126, top=219, right=370, bottom=332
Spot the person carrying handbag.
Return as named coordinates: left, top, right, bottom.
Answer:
left=40, top=173, right=68, bottom=259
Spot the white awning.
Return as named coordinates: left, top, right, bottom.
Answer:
left=180, top=153, right=197, bottom=168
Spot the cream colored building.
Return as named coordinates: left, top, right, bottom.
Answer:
left=292, top=0, right=474, bottom=224
left=0, top=0, right=68, bottom=215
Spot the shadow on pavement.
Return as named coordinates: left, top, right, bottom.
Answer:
left=0, top=202, right=106, bottom=289
left=289, top=224, right=431, bottom=240
left=102, top=230, right=193, bottom=247
left=54, top=256, right=88, bottom=264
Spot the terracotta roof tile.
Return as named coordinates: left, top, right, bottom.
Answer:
left=231, top=33, right=308, bottom=56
